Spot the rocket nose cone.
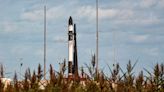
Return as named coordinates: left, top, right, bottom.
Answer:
left=69, top=16, right=73, bottom=25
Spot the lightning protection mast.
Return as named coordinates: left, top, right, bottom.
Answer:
left=96, top=0, right=99, bottom=76
left=43, top=4, right=47, bottom=80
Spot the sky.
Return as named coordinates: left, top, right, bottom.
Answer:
left=0, top=0, right=164, bottom=78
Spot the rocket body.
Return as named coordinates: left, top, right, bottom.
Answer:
left=68, top=16, right=79, bottom=79
left=68, top=17, right=74, bottom=76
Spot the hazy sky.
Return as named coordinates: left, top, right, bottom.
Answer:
left=0, top=0, right=164, bottom=78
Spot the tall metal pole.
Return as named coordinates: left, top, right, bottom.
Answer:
left=96, top=0, right=99, bottom=76
left=44, top=5, right=46, bottom=80
left=113, top=31, right=117, bottom=66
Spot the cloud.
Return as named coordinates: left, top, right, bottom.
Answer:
left=11, top=45, right=32, bottom=56
left=21, top=5, right=134, bottom=23
left=158, top=0, right=164, bottom=8
left=140, top=0, right=157, bottom=8
left=130, top=34, right=149, bottom=43
left=76, top=6, right=134, bottom=21
left=47, top=6, right=65, bottom=20
left=21, top=6, right=66, bottom=22
left=1, top=21, right=18, bottom=32
left=75, top=5, right=159, bottom=25
left=113, top=12, right=160, bottom=25
left=35, top=49, right=43, bottom=57
left=143, top=48, right=159, bottom=56
left=100, top=9, right=118, bottom=18
left=52, top=36, right=67, bottom=43
left=99, top=8, right=133, bottom=20
left=76, top=6, right=96, bottom=21
left=21, top=9, right=43, bottom=21
left=139, top=0, right=164, bottom=8
left=141, top=15, right=160, bottom=25
left=20, top=2, right=161, bottom=26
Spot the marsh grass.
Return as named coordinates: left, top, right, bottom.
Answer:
left=0, top=59, right=163, bottom=92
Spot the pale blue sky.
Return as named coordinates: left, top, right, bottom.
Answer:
left=0, top=0, right=164, bottom=78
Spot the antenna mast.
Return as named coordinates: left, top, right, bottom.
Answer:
left=113, top=31, right=117, bottom=66
left=96, top=0, right=99, bottom=76
left=43, top=4, right=47, bottom=80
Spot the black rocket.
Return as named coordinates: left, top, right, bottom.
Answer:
left=73, top=24, right=79, bottom=79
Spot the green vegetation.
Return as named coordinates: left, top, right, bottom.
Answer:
left=0, top=59, right=163, bottom=92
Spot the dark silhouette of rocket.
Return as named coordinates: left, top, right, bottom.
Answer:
left=73, top=24, right=79, bottom=79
